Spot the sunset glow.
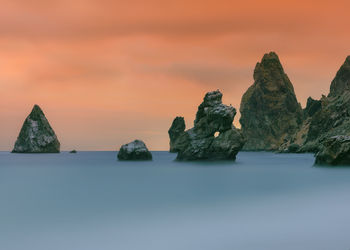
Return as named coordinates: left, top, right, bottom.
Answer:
left=1, top=0, right=349, bottom=150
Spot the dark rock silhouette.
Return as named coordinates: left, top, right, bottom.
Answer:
left=315, top=136, right=350, bottom=165
left=69, top=150, right=77, bottom=153
left=329, top=56, right=350, bottom=97
left=117, top=140, right=152, bottom=160
left=281, top=56, right=350, bottom=153
left=304, top=97, right=322, bottom=118
left=240, top=52, right=303, bottom=151
left=12, top=105, right=60, bottom=153
left=174, top=90, right=245, bottom=160
left=168, top=116, right=185, bottom=152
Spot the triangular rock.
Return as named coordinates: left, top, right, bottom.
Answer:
left=240, top=52, right=303, bottom=151
left=12, top=105, right=60, bottom=153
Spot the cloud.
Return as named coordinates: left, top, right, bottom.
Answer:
left=1, top=0, right=348, bottom=39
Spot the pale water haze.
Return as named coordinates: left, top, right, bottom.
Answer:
left=1, top=151, right=350, bottom=250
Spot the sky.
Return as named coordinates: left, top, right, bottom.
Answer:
left=1, top=0, right=350, bottom=151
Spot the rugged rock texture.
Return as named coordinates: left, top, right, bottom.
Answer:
left=280, top=56, right=350, bottom=153
left=303, top=97, right=322, bottom=118
left=168, top=116, right=185, bottom=152
left=240, top=52, right=303, bottom=151
left=174, top=90, right=245, bottom=161
left=315, top=136, right=350, bottom=165
left=117, top=140, right=152, bottom=160
left=12, top=105, right=60, bottom=153
left=329, top=56, right=350, bottom=97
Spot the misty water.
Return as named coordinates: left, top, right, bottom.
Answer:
left=1, top=151, right=350, bottom=250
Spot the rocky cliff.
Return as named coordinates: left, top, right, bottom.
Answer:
left=168, top=116, right=185, bottom=152
left=240, top=52, right=303, bottom=151
left=12, top=105, right=60, bottom=153
left=172, top=90, right=245, bottom=161
left=279, top=56, right=350, bottom=154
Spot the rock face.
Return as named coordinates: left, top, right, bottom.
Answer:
left=315, top=136, right=350, bottom=165
left=280, top=56, right=350, bottom=153
left=329, top=56, right=350, bottom=97
left=303, top=97, right=322, bottom=119
left=117, top=140, right=152, bottom=160
left=240, top=52, right=303, bottom=151
left=173, top=90, right=245, bottom=161
left=12, top=105, right=60, bottom=153
left=168, top=116, right=185, bottom=152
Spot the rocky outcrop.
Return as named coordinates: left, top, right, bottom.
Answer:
left=280, top=56, right=350, bottom=153
left=240, top=52, right=303, bottom=151
left=315, top=136, right=350, bottom=165
left=303, top=97, right=322, bottom=118
left=173, top=90, right=245, bottom=161
left=117, top=140, right=152, bottom=160
left=12, top=105, right=60, bottom=153
left=329, top=56, right=350, bottom=97
left=168, top=116, right=185, bottom=152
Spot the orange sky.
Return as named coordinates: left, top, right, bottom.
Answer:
left=1, top=0, right=350, bottom=151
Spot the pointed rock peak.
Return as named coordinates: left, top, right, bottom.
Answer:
left=254, top=52, right=284, bottom=76
left=329, top=55, right=350, bottom=97
left=253, top=51, right=292, bottom=91
left=240, top=52, right=302, bottom=151
left=12, top=105, right=60, bottom=153
left=28, top=104, right=45, bottom=118
left=261, top=51, right=280, bottom=62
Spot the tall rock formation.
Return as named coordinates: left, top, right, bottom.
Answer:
left=239, top=52, right=303, bottom=151
left=168, top=116, right=185, bottom=152
left=279, top=55, right=350, bottom=154
left=12, top=105, right=60, bottom=153
left=302, top=56, right=350, bottom=152
left=172, top=90, right=245, bottom=161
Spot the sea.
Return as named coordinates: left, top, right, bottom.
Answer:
left=1, top=151, right=350, bottom=250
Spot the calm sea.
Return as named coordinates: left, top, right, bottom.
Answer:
left=1, top=151, right=350, bottom=250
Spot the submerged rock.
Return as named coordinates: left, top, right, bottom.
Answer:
left=117, top=140, right=152, bottom=160
left=12, top=105, right=60, bottom=153
left=174, top=90, right=245, bottom=161
left=240, top=52, right=303, bottom=151
left=315, top=136, right=350, bottom=165
left=168, top=116, right=185, bottom=152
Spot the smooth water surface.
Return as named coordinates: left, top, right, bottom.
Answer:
left=1, top=151, right=350, bottom=250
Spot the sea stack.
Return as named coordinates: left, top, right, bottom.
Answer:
left=12, top=105, right=60, bottom=153
left=173, top=90, right=245, bottom=161
left=240, top=52, right=303, bottom=151
left=117, top=140, right=152, bottom=160
left=168, top=116, right=185, bottom=152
